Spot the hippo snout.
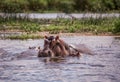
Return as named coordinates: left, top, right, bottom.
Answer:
left=38, top=49, right=54, bottom=57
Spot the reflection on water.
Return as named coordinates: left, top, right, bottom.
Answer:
left=0, top=36, right=120, bottom=82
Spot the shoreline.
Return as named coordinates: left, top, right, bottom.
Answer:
left=0, top=31, right=120, bottom=40
left=28, top=31, right=120, bottom=36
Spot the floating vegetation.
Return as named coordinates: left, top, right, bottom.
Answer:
left=6, top=34, right=44, bottom=40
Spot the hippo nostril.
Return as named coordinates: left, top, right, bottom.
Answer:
left=48, top=51, right=51, bottom=57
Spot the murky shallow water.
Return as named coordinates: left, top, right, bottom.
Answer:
left=0, top=36, right=120, bottom=82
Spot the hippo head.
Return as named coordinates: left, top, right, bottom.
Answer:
left=38, top=36, right=55, bottom=57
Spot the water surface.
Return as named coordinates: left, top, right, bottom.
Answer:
left=0, top=36, right=120, bottom=82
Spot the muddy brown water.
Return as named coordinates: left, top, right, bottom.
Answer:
left=0, top=36, right=120, bottom=82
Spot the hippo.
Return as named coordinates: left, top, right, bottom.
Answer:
left=38, top=36, right=81, bottom=57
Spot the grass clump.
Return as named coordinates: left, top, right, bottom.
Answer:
left=21, top=23, right=41, bottom=33
left=0, top=16, right=120, bottom=39
left=113, top=20, right=120, bottom=34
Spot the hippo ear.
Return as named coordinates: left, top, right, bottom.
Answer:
left=55, top=36, right=59, bottom=40
left=44, top=35, right=48, bottom=39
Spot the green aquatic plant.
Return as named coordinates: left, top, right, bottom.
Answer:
left=6, top=34, right=44, bottom=40
left=0, top=16, right=120, bottom=38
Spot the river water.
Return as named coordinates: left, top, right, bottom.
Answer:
left=0, top=36, right=120, bottom=82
